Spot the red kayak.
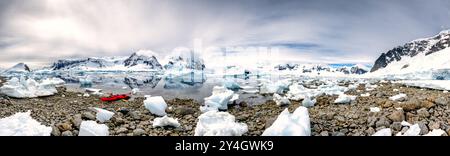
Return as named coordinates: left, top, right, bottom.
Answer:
left=100, top=94, right=131, bottom=102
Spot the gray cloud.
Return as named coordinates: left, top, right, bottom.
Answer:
left=0, top=0, right=449, bottom=68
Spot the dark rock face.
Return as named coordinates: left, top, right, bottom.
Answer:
left=123, top=53, right=163, bottom=70
left=371, top=30, right=450, bottom=72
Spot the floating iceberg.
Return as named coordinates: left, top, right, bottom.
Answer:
left=152, top=116, right=180, bottom=128
left=389, top=93, right=408, bottom=101
left=78, top=121, right=109, bottom=136
left=93, top=108, right=114, bottom=123
left=200, top=86, right=236, bottom=112
left=0, top=110, right=52, bottom=136
left=372, top=128, right=392, bottom=136
left=194, top=111, right=248, bottom=136
left=143, top=96, right=168, bottom=116
left=0, top=77, right=58, bottom=98
left=223, top=79, right=241, bottom=90
left=273, top=94, right=291, bottom=106
left=334, top=94, right=357, bottom=104
left=262, top=107, right=310, bottom=136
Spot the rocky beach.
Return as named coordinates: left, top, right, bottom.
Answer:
left=1, top=77, right=449, bottom=136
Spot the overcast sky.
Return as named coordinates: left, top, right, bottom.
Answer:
left=0, top=0, right=449, bottom=68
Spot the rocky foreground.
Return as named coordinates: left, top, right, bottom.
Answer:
left=0, top=80, right=449, bottom=136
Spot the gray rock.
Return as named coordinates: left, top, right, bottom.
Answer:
left=334, top=115, right=346, bottom=122
left=133, top=129, right=146, bottom=136
left=265, top=117, right=276, bottom=129
left=129, top=111, right=141, bottom=120
left=428, top=121, right=441, bottom=130
left=388, top=110, right=405, bottom=122
left=320, top=131, right=329, bottom=136
left=367, top=116, right=377, bottom=127
left=175, top=107, right=196, bottom=116
left=51, top=126, right=61, bottom=136
left=391, top=122, right=402, bottom=131
left=82, top=112, right=96, bottom=120
left=417, top=110, right=430, bottom=119
left=375, top=117, right=391, bottom=128
left=117, top=127, right=128, bottom=134
left=434, top=97, right=448, bottom=105
left=418, top=122, right=429, bottom=135
left=71, top=114, right=82, bottom=129
left=61, top=131, right=73, bottom=136
left=331, top=132, right=346, bottom=136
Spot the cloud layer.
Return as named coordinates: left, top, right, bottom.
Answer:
left=0, top=0, right=449, bottom=68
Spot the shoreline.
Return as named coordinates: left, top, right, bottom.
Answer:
left=0, top=80, right=449, bottom=136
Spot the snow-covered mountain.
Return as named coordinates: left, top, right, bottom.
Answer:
left=275, top=63, right=369, bottom=75
left=163, top=51, right=205, bottom=71
left=371, top=30, right=450, bottom=75
left=3, top=63, right=31, bottom=73
left=50, top=50, right=163, bottom=71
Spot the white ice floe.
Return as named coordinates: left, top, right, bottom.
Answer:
left=259, top=79, right=291, bottom=94
left=398, top=124, right=421, bottom=136
left=78, top=121, right=109, bottom=136
left=85, top=88, right=103, bottom=95
left=273, top=93, right=291, bottom=106
left=41, top=78, right=65, bottom=86
left=79, top=78, right=93, bottom=86
left=0, top=110, right=52, bottom=136
left=194, top=111, right=248, bottom=136
left=93, top=108, right=114, bottom=123
left=393, top=89, right=399, bottom=92
left=200, top=86, right=236, bottom=112
left=372, top=128, right=392, bottom=136
left=396, top=80, right=450, bottom=91
left=360, top=93, right=370, bottom=97
left=0, top=77, right=58, bottom=98
left=302, top=96, right=316, bottom=108
left=347, top=84, right=358, bottom=91
left=370, top=107, right=381, bottom=112
left=83, top=93, right=90, bottom=97
left=143, top=96, right=168, bottom=116
left=423, top=129, right=446, bottom=136
left=262, top=107, right=310, bottom=136
left=389, top=93, right=408, bottom=101
left=152, top=116, right=180, bottom=128
left=286, top=82, right=349, bottom=101
left=401, top=121, right=412, bottom=127
left=223, top=79, right=241, bottom=90
left=334, top=94, right=357, bottom=104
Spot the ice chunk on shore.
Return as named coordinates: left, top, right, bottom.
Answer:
left=93, top=108, right=114, bottom=123
left=360, top=93, right=370, bottom=97
left=152, top=116, right=180, bottom=128
left=423, top=129, right=446, bottom=136
left=372, top=128, right=392, bottom=136
left=259, top=79, right=291, bottom=94
left=194, top=111, right=248, bottom=136
left=78, top=121, right=109, bottom=136
left=223, top=79, right=241, bottom=90
left=262, top=107, right=310, bottom=136
left=200, top=86, right=236, bottom=112
left=334, top=94, right=357, bottom=104
left=85, top=88, right=103, bottom=95
left=370, top=107, right=381, bottom=112
left=399, top=124, right=421, bottom=136
left=144, top=96, right=168, bottom=116
left=41, top=78, right=65, bottom=86
left=401, top=121, right=412, bottom=127
left=302, top=97, right=316, bottom=108
left=0, top=110, right=52, bottom=136
left=0, top=77, right=58, bottom=98
left=389, top=93, right=408, bottom=101
left=273, top=93, right=291, bottom=106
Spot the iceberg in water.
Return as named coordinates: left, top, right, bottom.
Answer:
left=0, top=110, right=52, bottom=136
left=78, top=121, right=109, bottom=136
left=262, top=106, right=310, bottom=136
left=259, top=79, right=291, bottom=94
left=152, top=116, right=181, bottom=128
left=0, top=77, right=58, bottom=98
left=200, top=86, right=237, bottom=112
left=144, top=95, right=168, bottom=116
left=194, top=111, right=248, bottom=136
